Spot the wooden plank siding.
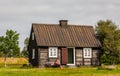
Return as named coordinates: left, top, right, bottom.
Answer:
left=92, top=49, right=100, bottom=65
left=37, top=47, right=100, bottom=67
left=75, top=48, right=100, bottom=66
left=76, top=48, right=83, bottom=66
left=37, top=47, right=61, bottom=67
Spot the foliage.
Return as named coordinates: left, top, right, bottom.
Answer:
left=5, top=30, right=20, bottom=57
left=0, top=52, right=4, bottom=57
left=21, top=48, right=29, bottom=57
left=0, top=30, right=20, bottom=67
left=0, top=36, right=6, bottom=54
left=96, top=20, right=120, bottom=64
left=100, top=54, right=107, bottom=64
left=21, top=37, right=29, bottom=58
left=24, top=37, right=29, bottom=46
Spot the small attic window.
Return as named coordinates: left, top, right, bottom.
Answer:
left=32, top=32, right=34, bottom=40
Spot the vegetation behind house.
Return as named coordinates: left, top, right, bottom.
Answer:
left=95, top=20, right=120, bottom=64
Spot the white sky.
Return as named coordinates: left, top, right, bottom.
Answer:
left=0, top=0, right=120, bottom=51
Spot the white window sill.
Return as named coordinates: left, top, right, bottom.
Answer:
left=49, top=56, right=57, bottom=58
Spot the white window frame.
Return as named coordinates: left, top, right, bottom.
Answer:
left=83, top=48, right=92, bottom=58
left=32, top=49, right=35, bottom=59
left=49, top=47, right=58, bottom=58
left=32, top=32, right=34, bottom=40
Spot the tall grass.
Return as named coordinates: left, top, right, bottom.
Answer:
left=0, top=57, right=28, bottom=65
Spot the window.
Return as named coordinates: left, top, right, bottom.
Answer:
left=32, top=32, right=34, bottom=40
left=83, top=48, right=92, bottom=58
left=49, top=47, right=58, bottom=58
left=32, top=49, right=35, bottom=59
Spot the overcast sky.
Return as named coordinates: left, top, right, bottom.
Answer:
left=0, top=0, right=120, bottom=50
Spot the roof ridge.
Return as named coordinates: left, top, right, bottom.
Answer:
left=32, top=23, right=58, bottom=25
left=32, top=23, right=93, bottom=27
left=68, top=25, right=93, bottom=27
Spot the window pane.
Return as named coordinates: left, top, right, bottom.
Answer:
left=32, top=32, right=34, bottom=40
left=32, top=49, right=35, bottom=59
left=85, top=50, right=87, bottom=56
left=88, top=50, right=90, bottom=56
left=50, top=49, right=52, bottom=56
left=54, top=49, right=56, bottom=56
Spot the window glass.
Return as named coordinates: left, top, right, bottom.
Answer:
left=54, top=49, right=56, bottom=56
left=50, top=49, right=52, bottom=56
left=85, top=50, right=87, bottom=56
left=32, top=32, right=34, bottom=40
left=88, top=49, right=90, bottom=56
left=32, top=49, right=35, bottom=59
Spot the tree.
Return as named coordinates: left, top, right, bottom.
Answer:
left=0, top=36, right=6, bottom=57
left=0, top=30, right=20, bottom=67
left=96, top=20, right=120, bottom=64
left=21, top=37, right=29, bottom=58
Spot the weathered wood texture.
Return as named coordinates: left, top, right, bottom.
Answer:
left=84, top=59, right=91, bottom=66
left=92, top=49, right=100, bottom=65
left=30, top=47, right=100, bottom=67
left=76, top=49, right=83, bottom=66
left=38, top=47, right=61, bottom=67
left=75, top=48, right=100, bottom=66
left=38, top=47, right=48, bottom=67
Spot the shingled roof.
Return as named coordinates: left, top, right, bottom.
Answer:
left=32, top=20, right=101, bottom=47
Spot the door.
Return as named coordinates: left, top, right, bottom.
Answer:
left=61, top=48, right=68, bottom=64
left=68, top=48, right=74, bottom=64
left=61, top=48, right=75, bottom=65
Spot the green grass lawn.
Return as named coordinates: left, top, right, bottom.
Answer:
left=0, top=65, right=120, bottom=76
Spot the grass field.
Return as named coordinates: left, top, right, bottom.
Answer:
left=0, top=58, right=120, bottom=76
left=0, top=66, right=120, bottom=76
